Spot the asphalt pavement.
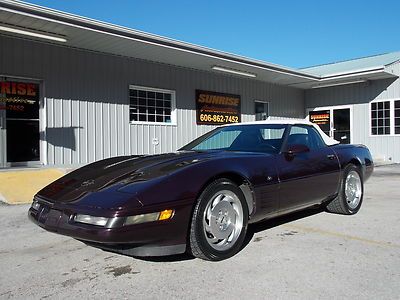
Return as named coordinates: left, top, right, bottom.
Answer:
left=0, top=165, right=399, bottom=299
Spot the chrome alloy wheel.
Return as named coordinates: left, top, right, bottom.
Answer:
left=202, top=190, right=244, bottom=251
left=345, top=170, right=362, bottom=209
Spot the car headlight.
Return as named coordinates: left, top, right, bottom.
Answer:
left=73, top=209, right=174, bottom=228
left=74, top=214, right=109, bottom=227
left=31, top=200, right=41, bottom=211
left=124, top=209, right=174, bottom=226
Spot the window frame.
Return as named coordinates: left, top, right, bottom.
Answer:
left=254, top=100, right=270, bottom=121
left=129, top=85, right=177, bottom=126
left=369, top=99, right=400, bottom=137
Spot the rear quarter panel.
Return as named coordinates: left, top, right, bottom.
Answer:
left=330, top=144, right=374, bottom=182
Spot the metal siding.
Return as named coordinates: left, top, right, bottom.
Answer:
left=0, top=35, right=304, bottom=165
left=305, top=61, right=400, bottom=163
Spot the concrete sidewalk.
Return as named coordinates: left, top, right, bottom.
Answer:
left=0, top=168, right=66, bottom=204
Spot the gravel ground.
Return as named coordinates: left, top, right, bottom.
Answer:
left=0, top=165, right=399, bottom=299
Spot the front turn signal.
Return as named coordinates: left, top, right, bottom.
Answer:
left=158, top=209, right=174, bottom=221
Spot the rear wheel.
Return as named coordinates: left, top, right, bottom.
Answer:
left=326, top=164, right=363, bottom=215
left=189, top=178, right=248, bottom=261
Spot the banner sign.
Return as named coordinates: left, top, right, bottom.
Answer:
left=0, top=81, right=39, bottom=119
left=196, top=90, right=241, bottom=125
left=309, top=110, right=330, bottom=133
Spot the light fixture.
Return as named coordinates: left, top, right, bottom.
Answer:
left=0, top=24, right=67, bottom=43
left=212, top=66, right=256, bottom=78
left=311, top=79, right=367, bottom=89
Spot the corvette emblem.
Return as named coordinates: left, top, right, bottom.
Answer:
left=81, top=179, right=95, bottom=187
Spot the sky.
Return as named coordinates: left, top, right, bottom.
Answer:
left=26, top=0, right=400, bottom=69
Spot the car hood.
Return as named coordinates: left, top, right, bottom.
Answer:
left=36, top=151, right=217, bottom=206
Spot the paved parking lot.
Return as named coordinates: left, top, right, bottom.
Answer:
left=0, top=165, right=399, bottom=299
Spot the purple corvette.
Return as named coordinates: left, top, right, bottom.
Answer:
left=29, top=120, right=373, bottom=261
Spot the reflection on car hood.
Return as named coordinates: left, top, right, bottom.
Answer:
left=36, top=151, right=215, bottom=204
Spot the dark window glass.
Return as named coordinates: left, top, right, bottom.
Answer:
left=371, top=101, right=390, bottom=135
left=395, top=127, right=400, bottom=134
left=255, top=102, right=269, bottom=121
left=129, top=87, right=173, bottom=122
left=139, top=98, right=146, bottom=106
left=138, top=90, right=146, bottom=98
left=395, top=100, right=400, bottom=109
left=130, top=97, right=138, bottom=106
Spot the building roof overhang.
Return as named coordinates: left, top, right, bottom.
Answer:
left=0, top=0, right=398, bottom=90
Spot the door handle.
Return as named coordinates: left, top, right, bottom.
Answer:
left=327, top=154, right=335, bottom=160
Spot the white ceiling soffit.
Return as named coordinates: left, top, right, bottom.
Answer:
left=0, top=0, right=397, bottom=89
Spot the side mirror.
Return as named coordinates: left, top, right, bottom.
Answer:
left=285, top=144, right=310, bottom=156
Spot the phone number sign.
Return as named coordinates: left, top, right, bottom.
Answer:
left=196, top=90, right=241, bottom=125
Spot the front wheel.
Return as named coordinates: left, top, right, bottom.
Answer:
left=189, top=178, right=248, bottom=261
left=326, top=164, right=364, bottom=215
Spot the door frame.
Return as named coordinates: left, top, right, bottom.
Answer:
left=0, top=75, right=46, bottom=167
left=307, top=104, right=353, bottom=144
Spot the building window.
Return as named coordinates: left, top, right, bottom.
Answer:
left=371, top=101, right=390, bottom=135
left=395, top=100, right=400, bottom=135
left=255, top=101, right=269, bottom=121
left=129, top=85, right=175, bottom=124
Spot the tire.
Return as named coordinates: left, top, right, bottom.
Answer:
left=189, top=178, right=249, bottom=261
left=326, top=164, right=364, bottom=215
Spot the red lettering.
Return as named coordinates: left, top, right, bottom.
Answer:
left=1, top=82, right=11, bottom=94
left=17, top=83, right=27, bottom=95
left=11, top=82, right=17, bottom=95
left=26, top=84, right=36, bottom=96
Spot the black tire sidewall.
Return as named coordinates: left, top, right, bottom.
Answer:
left=340, top=165, right=364, bottom=214
left=194, top=179, right=249, bottom=260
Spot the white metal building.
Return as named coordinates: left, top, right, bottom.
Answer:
left=0, top=0, right=399, bottom=168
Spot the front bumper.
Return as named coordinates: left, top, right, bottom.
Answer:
left=28, top=200, right=193, bottom=256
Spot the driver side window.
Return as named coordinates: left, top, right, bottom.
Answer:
left=287, top=125, right=326, bottom=151
left=287, top=126, right=310, bottom=149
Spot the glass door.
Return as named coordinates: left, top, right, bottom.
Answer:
left=333, top=108, right=350, bottom=144
left=309, top=106, right=352, bottom=144
left=0, top=99, right=5, bottom=167
left=0, top=80, right=40, bottom=165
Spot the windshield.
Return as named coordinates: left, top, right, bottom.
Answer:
left=180, top=124, right=288, bottom=154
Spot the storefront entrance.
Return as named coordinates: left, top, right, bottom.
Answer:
left=308, top=105, right=352, bottom=144
left=0, top=79, right=40, bottom=167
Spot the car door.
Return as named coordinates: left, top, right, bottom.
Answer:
left=277, top=125, right=340, bottom=212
